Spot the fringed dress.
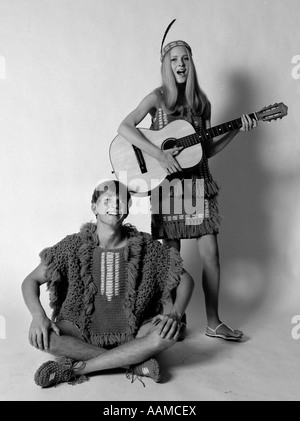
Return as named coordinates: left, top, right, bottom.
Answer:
left=150, top=89, right=221, bottom=240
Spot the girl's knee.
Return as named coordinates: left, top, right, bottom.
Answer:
left=198, top=237, right=219, bottom=264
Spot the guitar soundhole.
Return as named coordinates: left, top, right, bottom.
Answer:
left=162, top=138, right=178, bottom=150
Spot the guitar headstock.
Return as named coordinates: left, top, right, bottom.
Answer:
left=256, top=102, right=288, bottom=122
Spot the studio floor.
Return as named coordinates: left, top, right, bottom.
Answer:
left=1, top=305, right=299, bottom=402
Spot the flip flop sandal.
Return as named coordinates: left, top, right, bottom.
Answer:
left=206, top=323, right=243, bottom=341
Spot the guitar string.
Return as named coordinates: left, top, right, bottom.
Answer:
left=166, top=118, right=244, bottom=150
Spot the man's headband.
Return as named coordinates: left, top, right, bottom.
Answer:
left=160, top=19, right=192, bottom=62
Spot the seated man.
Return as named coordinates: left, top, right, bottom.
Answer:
left=22, top=180, right=194, bottom=388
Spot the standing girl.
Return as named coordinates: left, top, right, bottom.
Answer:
left=118, top=22, right=257, bottom=341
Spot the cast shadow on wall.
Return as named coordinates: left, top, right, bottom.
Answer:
left=182, top=71, right=273, bottom=329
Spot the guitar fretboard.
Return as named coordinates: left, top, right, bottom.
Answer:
left=168, top=112, right=257, bottom=149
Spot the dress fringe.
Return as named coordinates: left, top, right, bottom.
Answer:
left=151, top=177, right=221, bottom=240
left=205, top=179, right=219, bottom=197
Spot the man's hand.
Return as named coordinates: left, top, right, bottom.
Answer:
left=29, top=314, right=60, bottom=350
left=152, top=313, right=183, bottom=341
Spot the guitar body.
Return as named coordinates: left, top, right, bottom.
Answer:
left=110, top=102, right=288, bottom=196
left=109, top=120, right=203, bottom=196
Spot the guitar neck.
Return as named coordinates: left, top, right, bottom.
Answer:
left=176, top=112, right=257, bottom=148
left=200, top=112, right=257, bottom=141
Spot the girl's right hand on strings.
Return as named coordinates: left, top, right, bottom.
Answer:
left=157, top=147, right=183, bottom=174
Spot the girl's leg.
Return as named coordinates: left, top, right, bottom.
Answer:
left=197, top=235, right=243, bottom=339
left=162, top=239, right=192, bottom=335
left=196, top=235, right=220, bottom=325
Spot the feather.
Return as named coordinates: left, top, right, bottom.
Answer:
left=160, top=19, right=176, bottom=55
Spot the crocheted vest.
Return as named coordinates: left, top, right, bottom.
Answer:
left=89, top=247, right=128, bottom=340
left=39, top=223, right=182, bottom=347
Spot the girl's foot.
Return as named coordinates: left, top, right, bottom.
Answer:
left=206, top=323, right=243, bottom=341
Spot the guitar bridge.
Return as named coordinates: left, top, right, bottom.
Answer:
left=132, top=145, right=147, bottom=174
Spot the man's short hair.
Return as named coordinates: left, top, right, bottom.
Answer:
left=91, top=180, right=132, bottom=208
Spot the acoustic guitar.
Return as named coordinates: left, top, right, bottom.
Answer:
left=110, top=102, right=288, bottom=196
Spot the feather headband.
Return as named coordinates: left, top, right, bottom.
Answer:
left=160, top=19, right=192, bottom=62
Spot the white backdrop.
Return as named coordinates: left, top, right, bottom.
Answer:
left=0, top=0, right=299, bottom=342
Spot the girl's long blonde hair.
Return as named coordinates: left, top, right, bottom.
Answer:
left=160, top=48, right=210, bottom=118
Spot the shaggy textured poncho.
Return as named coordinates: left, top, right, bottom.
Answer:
left=40, top=222, right=183, bottom=348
